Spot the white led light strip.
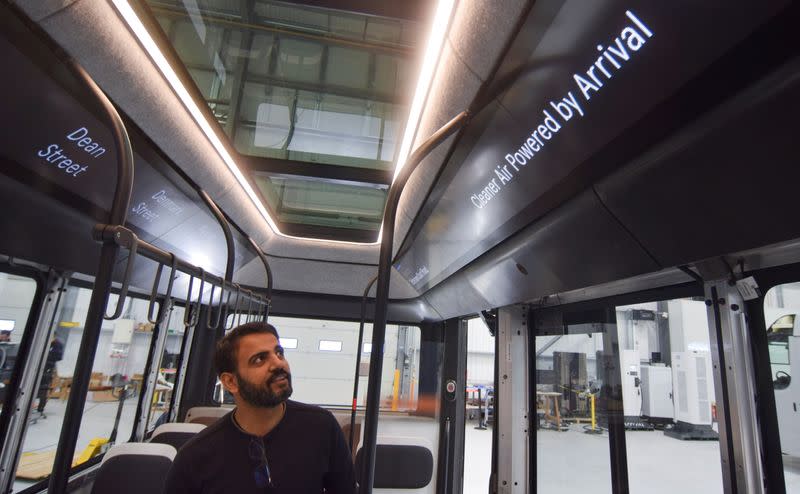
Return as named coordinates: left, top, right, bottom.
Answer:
left=111, top=0, right=456, bottom=245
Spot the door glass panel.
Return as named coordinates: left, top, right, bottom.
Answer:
left=464, top=317, right=495, bottom=494
left=536, top=331, right=612, bottom=493
left=764, top=282, right=800, bottom=490
left=618, top=299, right=723, bottom=493
left=536, top=297, right=724, bottom=494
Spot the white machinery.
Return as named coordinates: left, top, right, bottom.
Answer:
left=665, top=350, right=717, bottom=440
left=640, top=364, right=673, bottom=421
left=671, top=350, right=713, bottom=425
left=620, top=349, right=642, bottom=418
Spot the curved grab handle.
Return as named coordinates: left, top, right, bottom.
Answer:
left=103, top=227, right=139, bottom=320
left=245, top=291, right=254, bottom=323
left=233, top=285, right=243, bottom=328
left=183, top=269, right=205, bottom=329
left=220, top=282, right=238, bottom=330
left=147, top=254, right=178, bottom=324
left=206, top=280, right=226, bottom=330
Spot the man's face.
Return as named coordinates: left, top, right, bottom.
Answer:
left=228, top=332, right=292, bottom=408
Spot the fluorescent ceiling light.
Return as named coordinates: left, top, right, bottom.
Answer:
left=112, top=0, right=455, bottom=245
left=393, top=0, right=456, bottom=181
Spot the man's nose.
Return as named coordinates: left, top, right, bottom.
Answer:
left=267, top=354, right=286, bottom=369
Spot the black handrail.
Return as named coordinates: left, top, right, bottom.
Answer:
left=245, top=235, right=273, bottom=321
left=91, top=226, right=267, bottom=313
left=348, top=274, right=377, bottom=451
left=358, top=110, right=471, bottom=493
left=49, top=60, right=135, bottom=494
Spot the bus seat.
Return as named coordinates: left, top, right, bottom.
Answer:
left=185, top=406, right=230, bottom=425
left=150, top=423, right=206, bottom=450
left=355, top=444, right=433, bottom=489
left=90, top=442, right=176, bottom=494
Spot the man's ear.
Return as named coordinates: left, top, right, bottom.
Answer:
left=219, top=372, right=239, bottom=394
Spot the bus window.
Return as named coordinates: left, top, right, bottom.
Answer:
left=764, top=283, right=800, bottom=480
left=0, top=273, right=38, bottom=415
left=216, top=316, right=421, bottom=411
left=14, top=286, right=157, bottom=492
left=214, top=316, right=438, bottom=490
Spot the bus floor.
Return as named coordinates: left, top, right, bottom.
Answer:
left=9, top=408, right=800, bottom=492
left=464, top=418, right=800, bottom=493
left=536, top=423, right=800, bottom=493
left=11, top=398, right=138, bottom=493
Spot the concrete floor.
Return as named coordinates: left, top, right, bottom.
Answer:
left=463, top=419, right=800, bottom=494
left=12, top=397, right=139, bottom=493
left=11, top=405, right=800, bottom=493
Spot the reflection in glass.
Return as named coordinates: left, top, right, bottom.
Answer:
left=147, top=0, right=417, bottom=170
left=254, top=172, right=388, bottom=231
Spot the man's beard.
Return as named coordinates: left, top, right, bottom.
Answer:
left=236, top=370, right=293, bottom=408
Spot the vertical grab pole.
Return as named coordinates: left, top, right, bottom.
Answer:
left=349, top=275, right=377, bottom=451
left=49, top=62, right=134, bottom=494
left=195, top=190, right=235, bottom=408
left=359, top=111, right=469, bottom=493
left=196, top=189, right=235, bottom=285
left=245, top=236, right=272, bottom=322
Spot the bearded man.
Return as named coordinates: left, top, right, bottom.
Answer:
left=165, top=322, right=356, bottom=493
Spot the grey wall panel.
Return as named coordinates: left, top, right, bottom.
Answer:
left=595, top=60, right=800, bottom=268
left=421, top=271, right=492, bottom=320
left=423, top=189, right=660, bottom=318
left=0, top=175, right=99, bottom=276
left=267, top=291, right=440, bottom=323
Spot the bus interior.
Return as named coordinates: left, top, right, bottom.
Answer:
left=2, top=0, right=800, bottom=493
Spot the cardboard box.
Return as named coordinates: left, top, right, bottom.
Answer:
left=88, top=390, right=118, bottom=402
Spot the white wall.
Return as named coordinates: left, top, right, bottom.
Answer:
left=270, top=316, right=419, bottom=408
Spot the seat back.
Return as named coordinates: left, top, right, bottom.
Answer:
left=150, top=422, right=206, bottom=450
left=90, top=443, right=176, bottom=494
left=185, top=406, right=230, bottom=425
left=355, top=444, right=433, bottom=489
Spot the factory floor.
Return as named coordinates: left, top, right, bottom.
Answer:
left=10, top=402, right=800, bottom=493
left=463, top=418, right=800, bottom=493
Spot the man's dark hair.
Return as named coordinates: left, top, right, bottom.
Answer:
left=214, top=322, right=280, bottom=375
